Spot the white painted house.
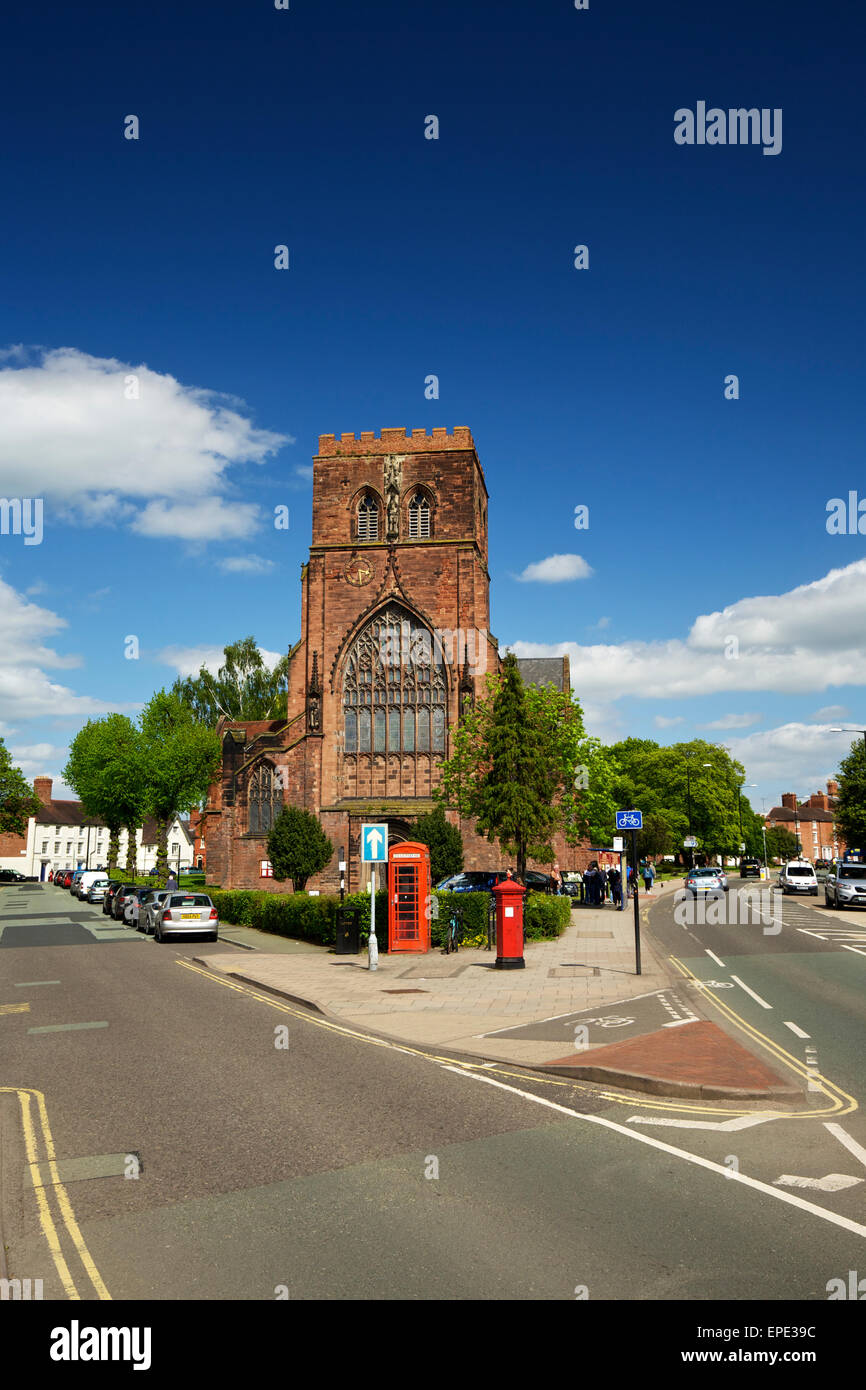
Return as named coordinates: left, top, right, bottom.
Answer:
left=0, top=777, right=193, bottom=880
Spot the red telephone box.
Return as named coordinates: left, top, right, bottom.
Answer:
left=387, top=841, right=431, bottom=953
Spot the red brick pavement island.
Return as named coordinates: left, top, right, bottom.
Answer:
left=540, top=1021, right=801, bottom=1101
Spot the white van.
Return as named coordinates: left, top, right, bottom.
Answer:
left=779, top=859, right=818, bottom=896
left=75, top=869, right=109, bottom=900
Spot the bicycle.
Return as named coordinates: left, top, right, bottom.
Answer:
left=444, top=908, right=463, bottom=955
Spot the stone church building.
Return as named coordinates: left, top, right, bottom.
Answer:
left=202, top=427, right=581, bottom=892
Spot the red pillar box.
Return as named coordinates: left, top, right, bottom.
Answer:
left=492, top=876, right=526, bottom=970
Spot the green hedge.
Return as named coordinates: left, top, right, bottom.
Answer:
left=524, top=892, right=571, bottom=940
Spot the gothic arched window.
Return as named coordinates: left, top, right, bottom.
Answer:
left=407, top=492, right=431, bottom=539
left=343, top=604, right=447, bottom=757
left=356, top=494, right=380, bottom=541
left=248, top=763, right=282, bottom=834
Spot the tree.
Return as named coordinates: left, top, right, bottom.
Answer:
left=0, top=738, right=40, bottom=837
left=437, top=655, right=590, bottom=882
left=637, top=812, right=674, bottom=859
left=412, top=805, right=463, bottom=884
left=607, top=738, right=748, bottom=859
left=63, top=716, right=147, bottom=875
left=267, top=805, right=333, bottom=891
left=139, top=692, right=222, bottom=880
left=171, top=636, right=290, bottom=726
left=834, top=739, right=866, bottom=850
left=765, top=825, right=799, bottom=861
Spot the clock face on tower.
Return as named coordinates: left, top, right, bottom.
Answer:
left=344, top=558, right=373, bottom=587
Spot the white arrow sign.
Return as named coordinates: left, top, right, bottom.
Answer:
left=361, top=823, right=388, bottom=862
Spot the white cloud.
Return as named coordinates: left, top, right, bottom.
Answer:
left=132, top=497, right=260, bottom=541
left=654, top=715, right=684, bottom=728
left=217, top=555, right=276, bottom=574
left=0, top=347, right=291, bottom=541
left=511, top=559, right=866, bottom=701
left=158, top=644, right=284, bottom=678
left=810, top=704, right=850, bottom=722
left=698, top=712, right=762, bottom=730
left=515, top=554, right=593, bottom=583
left=726, top=724, right=853, bottom=796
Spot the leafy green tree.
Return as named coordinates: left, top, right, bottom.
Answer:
left=171, top=636, right=290, bottom=726
left=637, top=811, right=674, bottom=859
left=765, top=825, right=799, bottom=861
left=437, top=654, right=589, bottom=882
left=139, top=692, right=221, bottom=880
left=267, top=805, right=333, bottom=891
left=63, top=716, right=147, bottom=875
left=0, top=738, right=40, bottom=837
left=607, top=738, right=747, bottom=859
left=834, top=739, right=866, bottom=850
left=412, top=805, right=464, bottom=884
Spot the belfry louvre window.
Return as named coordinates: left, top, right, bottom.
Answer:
left=343, top=603, right=447, bottom=756
left=357, top=494, right=379, bottom=541
left=407, top=493, right=431, bottom=539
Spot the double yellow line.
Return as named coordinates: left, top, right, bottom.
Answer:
left=1, top=1086, right=111, bottom=1300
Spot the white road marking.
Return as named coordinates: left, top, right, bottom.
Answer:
left=783, top=1021, right=811, bottom=1039
left=797, top=928, right=828, bottom=941
left=840, top=944, right=866, bottom=957
left=442, top=1066, right=866, bottom=1239
left=705, top=950, right=726, bottom=969
left=661, top=1019, right=694, bottom=1028
left=825, top=1123, right=866, bottom=1172
left=774, top=1174, right=863, bottom=1193
left=731, top=975, right=773, bottom=1009
left=627, top=1114, right=779, bottom=1132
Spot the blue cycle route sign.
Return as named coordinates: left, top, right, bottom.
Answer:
left=361, top=824, right=389, bottom=862
left=615, top=810, right=643, bottom=831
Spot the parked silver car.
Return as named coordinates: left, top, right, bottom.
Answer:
left=86, top=876, right=110, bottom=904
left=154, top=892, right=219, bottom=943
left=136, top=889, right=171, bottom=935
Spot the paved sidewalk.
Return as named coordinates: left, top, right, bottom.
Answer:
left=195, top=878, right=800, bottom=1100
left=201, top=882, right=675, bottom=1056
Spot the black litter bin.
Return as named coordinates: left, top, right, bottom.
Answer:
left=335, top=906, right=361, bottom=955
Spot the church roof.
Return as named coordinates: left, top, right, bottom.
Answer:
left=516, top=656, right=571, bottom=693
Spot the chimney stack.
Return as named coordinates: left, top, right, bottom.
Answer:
left=33, top=777, right=52, bottom=806
left=781, top=793, right=798, bottom=811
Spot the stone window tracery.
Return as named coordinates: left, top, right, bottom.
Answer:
left=407, top=492, right=432, bottom=539
left=248, top=762, right=283, bottom=834
left=342, top=604, right=447, bottom=757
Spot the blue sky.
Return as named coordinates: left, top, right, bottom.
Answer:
left=1, top=0, right=864, bottom=813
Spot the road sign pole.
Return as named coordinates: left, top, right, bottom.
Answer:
left=369, top=864, right=378, bottom=971
left=631, top=827, right=642, bottom=975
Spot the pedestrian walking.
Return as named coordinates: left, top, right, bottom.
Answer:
left=610, top=867, right=622, bottom=907
left=551, top=862, right=563, bottom=895
left=643, top=861, right=656, bottom=894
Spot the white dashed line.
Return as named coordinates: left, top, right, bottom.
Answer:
left=705, top=949, right=726, bottom=969
left=730, top=975, right=773, bottom=1009
left=783, top=1021, right=811, bottom=1039
left=825, top=1123, right=866, bottom=1172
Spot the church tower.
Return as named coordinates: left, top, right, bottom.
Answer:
left=205, top=427, right=495, bottom=893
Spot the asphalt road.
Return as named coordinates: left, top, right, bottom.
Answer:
left=3, top=880, right=866, bottom=1303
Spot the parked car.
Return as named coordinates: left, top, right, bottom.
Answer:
left=683, top=867, right=727, bottom=897
left=525, top=871, right=556, bottom=894
left=86, top=877, right=110, bottom=904
left=138, top=890, right=171, bottom=935
left=57, top=869, right=74, bottom=889
left=111, top=884, right=138, bottom=921
left=824, top=860, right=866, bottom=910
left=125, top=886, right=159, bottom=927
left=435, top=871, right=509, bottom=894
left=0, top=868, right=25, bottom=882
left=102, top=881, right=123, bottom=915
left=75, top=870, right=108, bottom=900
left=739, top=857, right=761, bottom=878
left=779, top=859, right=818, bottom=896
left=154, top=892, right=219, bottom=943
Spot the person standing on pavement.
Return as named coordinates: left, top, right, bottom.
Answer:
left=550, top=862, right=563, bottom=895
left=166, top=869, right=178, bottom=892
left=643, top=860, right=656, bottom=894
left=610, top=867, right=622, bottom=907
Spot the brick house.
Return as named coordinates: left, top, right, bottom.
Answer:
left=765, top=781, right=846, bottom=860
left=202, top=426, right=587, bottom=892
